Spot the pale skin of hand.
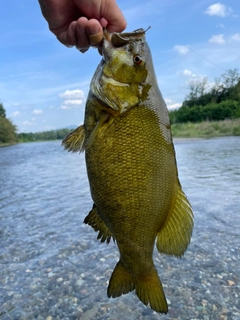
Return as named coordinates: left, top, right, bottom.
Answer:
left=38, top=0, right=126, bottom=52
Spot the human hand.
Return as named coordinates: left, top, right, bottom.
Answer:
left=39, top=0, right=126, bottom=52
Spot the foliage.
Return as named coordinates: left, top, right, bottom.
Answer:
left=0, top=104, right=18, bottom=145
left=17, top=128, right=74, bottom=142
left=0, top=103, right=6, bottom=118
left=170, top=100, right=240, bottom=123
left=171, top=118, right=240, bottom=138
left=170, top=68, right=240, bottom=124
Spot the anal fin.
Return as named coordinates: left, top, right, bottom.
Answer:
left=84, top=204, right=114, bottom=244
left=156, top=184, right=194, bottom=257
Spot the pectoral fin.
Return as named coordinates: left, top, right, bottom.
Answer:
left=84, top=204, right=114, bottom=244
left=62, top=125, right=85, bottom=153
left=85, top=113, right=109, bottom=149
left=156, top=184, right=194, bottom=257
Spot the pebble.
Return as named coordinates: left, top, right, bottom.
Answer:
left=75, top=278, right=84, bottom=286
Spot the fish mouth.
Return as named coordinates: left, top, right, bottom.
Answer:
left=98, top=27, right=150, bottom=55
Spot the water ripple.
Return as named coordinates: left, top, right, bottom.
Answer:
left=0, top=138, right=240, bottom=319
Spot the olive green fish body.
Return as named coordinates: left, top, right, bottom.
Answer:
left=85, top=101, right=176, bottom=263
left=62, top=29, right=194, bottom=314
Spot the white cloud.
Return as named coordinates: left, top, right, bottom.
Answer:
left=22, top=120, right=36, bottom=126
left=209, top=34, right=225, bottom=44
left=165, top=99, right=181, bottom=110
left=59, top=89, right=85, bottom=110
left=33, top=109, right=43, bottom=115
left=229, top=33, right=240, bottom=42
left=63, top=99, right=83, bottom=105
left=59, top=89, right=84, bottom=100
left=60, top=99, right=84, bottom=110
left=168, top=102, right=181, bottom=110
left=60, top=101, right=83, bottom=110
left=181, top=69, right=196, bottom=77
left=173, top=45, right=189, bottom=55
left=204, top=3, right=232, bottom=17
left=60, top=105, right=71, bottom=110
left=216, top=23, right=225, bottom=28
left=11, top=111, right=21, bottom=117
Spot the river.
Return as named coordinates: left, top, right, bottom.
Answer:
left=0, top=137, right=239, bottom=320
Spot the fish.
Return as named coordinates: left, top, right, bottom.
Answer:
left=62, top=28, right=194, bottom=314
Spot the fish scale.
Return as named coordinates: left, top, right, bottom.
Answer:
left=62, top=28, right=194, bottom=314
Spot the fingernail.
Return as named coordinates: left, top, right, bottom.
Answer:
left=79, top=48, right=88, bottom=53
left=89, top=32, right=102, bottom=46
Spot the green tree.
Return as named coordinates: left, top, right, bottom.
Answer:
left=221, top=68, right=240, bottom=89
left=0, top=103, right=6, bottom=118
left=183, top=77, right=208, bottom=107
left=0, top=103, right=18, bottom=144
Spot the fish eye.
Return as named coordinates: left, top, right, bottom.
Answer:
left=133, top=54, right=142, bottom=65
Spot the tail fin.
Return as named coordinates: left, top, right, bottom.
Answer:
left=135, top=268, right=168, bottom=314
left=107, top=261, right=135, bottom=298
left=107, top=261, right=168, bottom=314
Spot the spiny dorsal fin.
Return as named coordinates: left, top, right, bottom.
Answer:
left=156, top=184, right=194, bottom=257
left=62, top=125, right=85, bottom=153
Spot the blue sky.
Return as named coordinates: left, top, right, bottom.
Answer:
left=1, top=0, right=239, bottom=133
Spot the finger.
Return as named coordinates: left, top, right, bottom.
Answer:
left=39, top=0, right=78, bottom=34
left=101, top=0, right=127, bottom=32
left=75, top=17, right=91, bottom=50
left=56, top=21, right=77, bottom=47
left=86, top=19, right=103, bottom=46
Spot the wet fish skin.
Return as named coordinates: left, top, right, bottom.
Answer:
left=62, top=28, right=193, bottom=314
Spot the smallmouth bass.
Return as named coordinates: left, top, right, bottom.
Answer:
left=62, top=28, right=194, bottom=314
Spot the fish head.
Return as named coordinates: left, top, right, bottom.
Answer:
left=90, top=28, right=154, bottom=114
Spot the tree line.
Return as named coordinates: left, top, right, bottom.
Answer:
left=169, top=68, right=240, bottom=124
left=18, top=128, right=73, bottom=142
left=0, top=103, right=73, bottom=145
left=0, top=103, right=18, bottom=145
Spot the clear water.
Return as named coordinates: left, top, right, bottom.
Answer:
left=0, top=137, right=239, bottom=319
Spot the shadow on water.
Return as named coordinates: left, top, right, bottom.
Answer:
left=0, top=138, right=239, bottom=319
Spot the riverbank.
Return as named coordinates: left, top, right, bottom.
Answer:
left=1, top=119, right=240, bottom=148
left=171, top=118, right=240, bottom=138
left=0, top=142, right=17, bottom=148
